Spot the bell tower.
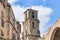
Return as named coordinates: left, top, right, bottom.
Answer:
left=22, top=9, right=40, bottom=40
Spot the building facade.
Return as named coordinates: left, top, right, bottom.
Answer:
left=44, top=19, right=60, bottom=40
left=0, top=0, right=60, bottom=40
left=22, top=9, right=40, bottom=40
left=0, top=0, right=21, bottom=40
left=22, top=9, right=60, bottom=40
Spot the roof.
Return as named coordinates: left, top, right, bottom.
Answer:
left=24, top=9, right=38, bottom=13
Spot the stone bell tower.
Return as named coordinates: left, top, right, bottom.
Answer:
left=22, top=9, right=40, bottom=40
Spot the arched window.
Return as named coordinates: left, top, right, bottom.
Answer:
left=50, top=27, right=60, bottom=40
left=53, top=28, right=60, bottom=40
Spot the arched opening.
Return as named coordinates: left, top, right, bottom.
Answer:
left=53, top=28, right=60, bottom=40
left=51, top=27, right=60, bottom=40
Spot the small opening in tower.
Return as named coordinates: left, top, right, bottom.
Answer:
left=1, top=30, right=4, bottom=36
left=32, top=12, right=35, bottom=18
left=32, top=22, right=34, bottom=28
left=3, top=4, right=5, bottom=8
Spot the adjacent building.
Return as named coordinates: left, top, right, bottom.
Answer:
left=22, top=9, right=60, bottom=40
left=0, top=0, right=21, bottom=40
left=44, top=19, right=60, bottom=40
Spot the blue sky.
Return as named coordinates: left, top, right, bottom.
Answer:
left=8, top=0, right=60, bottom=37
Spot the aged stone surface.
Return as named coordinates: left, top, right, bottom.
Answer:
left=22, top=9, right=60, bottom=40
left=22, top=9, right=40, bottom=40
left=44, top=19, right=60, bottom=40
left=0, top=0, right=21, bottom=40
left=0, top=0, right=60, bottom=40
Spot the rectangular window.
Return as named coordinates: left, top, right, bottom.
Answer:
left=32, top=12, right=35, bottom=18
left=32, top=22, right=34, bottom=28
left=7, top=3, right=11, bottom=8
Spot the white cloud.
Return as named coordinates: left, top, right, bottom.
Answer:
left=8, top=0, right=19, bottom=4
left=8, top=0, right=53, bottom=37
left=11, top=5, right=52, bottom=37
left=30, top=6, right=52, bottom=37
left=42, top=0, right=46, bottom=2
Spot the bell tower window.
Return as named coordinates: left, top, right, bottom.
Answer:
left=32, top=22, right=34, bottom=28
left=32, top=12, right=34, bottom=18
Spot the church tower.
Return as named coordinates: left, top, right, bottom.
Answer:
left=22, top=9, right=40, bottom=40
